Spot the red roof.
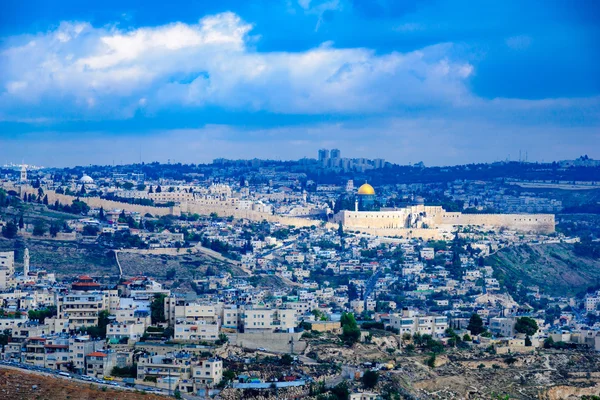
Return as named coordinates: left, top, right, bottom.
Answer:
left=87, top=351, right=107, bottom=357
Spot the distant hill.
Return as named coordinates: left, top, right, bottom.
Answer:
left=487, top=243, right=600, bottom=297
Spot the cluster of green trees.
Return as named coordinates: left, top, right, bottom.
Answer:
left=49, top=199, right=90, bottom=215
left=150, top=294, right=167, bottom=324
left=77, top=310, right=111, bottom=339
left=111, top=364, right=137, bottom=378
left=340, top=312, right=361, bottom=345
left=2, top=221, right=18, bottom=238
left=200, top=237, right=247, bottom=259
left=28, top=307, right=57, bottom=323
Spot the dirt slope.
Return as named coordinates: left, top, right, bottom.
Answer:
left=0, top=368, right=163, bottom=400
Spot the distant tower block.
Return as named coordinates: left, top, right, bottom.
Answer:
left=20, top=165, right=27, bottom=182
left=23, top=248, right=30, bottom=276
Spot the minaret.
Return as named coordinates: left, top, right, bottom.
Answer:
left=355, top=199, right=359, bottom=212
left=23, top=248, right=30, bottom=276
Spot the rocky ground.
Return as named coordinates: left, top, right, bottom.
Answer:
left=0, top=367, right=164, bottom=400
left=0, top=237, right=119, bottom=276
left=117, top=250, right=238, bottom=280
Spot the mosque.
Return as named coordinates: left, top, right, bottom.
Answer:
left=333, top=183, right=556, bottom=238
left=355, top=182, right=376, bottom=211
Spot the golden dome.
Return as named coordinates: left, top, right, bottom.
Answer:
left=357, top=183, right=375, bottom=195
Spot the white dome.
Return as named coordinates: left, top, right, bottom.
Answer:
left=80, top=175, right=94, bottom=184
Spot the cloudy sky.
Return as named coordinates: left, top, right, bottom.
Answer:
left=0, top=0, right=598, bottom=166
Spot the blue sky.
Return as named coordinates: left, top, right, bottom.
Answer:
left=0, top=0, right=599, bottom=166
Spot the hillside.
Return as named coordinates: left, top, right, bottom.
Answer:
left=487, top=243, right=600, bottom=296
left=0, top=237, right=119, bottom=276
left=0, top=367, right=163, bottom=400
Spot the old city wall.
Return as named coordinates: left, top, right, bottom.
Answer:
left=335, top=208, right=555, bottom=234
left=441, top=212, right=555, bottom=233
left=5, top=183, right=337, bottom=229
left=13, top=185, right=176, bottom=217
left=343, top=226, right=451, bottom=240
left=334, top=210, right=410, bottom=229
left=181, top=202, right=336, bottom=229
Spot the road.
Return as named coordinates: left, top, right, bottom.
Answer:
left=0, top=360, right=168, bottom=396
left=363, top=269, right=382, bottom=305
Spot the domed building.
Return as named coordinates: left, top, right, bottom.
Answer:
left=79, top=174, right=94, bottom=185
left=356, top=183, right=376, bottom=211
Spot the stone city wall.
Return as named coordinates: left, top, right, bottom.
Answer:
left=12, top=185, right=176, bottom=217
left=4, top=183, right=337, bottom=229
left=441, top=212, right=555, bottom=233
left=343, top=227, right=451, bottom=240
left=335, top=207, right=555, bottom=234
left=181, top=202, right=336, bottom=229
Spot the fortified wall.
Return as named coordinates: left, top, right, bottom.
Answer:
left=441, top=212, right=555, bottom=234
left=4, top=183, right=335, bottom=229
left=334, top=204, right=555, bottom=235
left=13, top=185, right=176, bottom=217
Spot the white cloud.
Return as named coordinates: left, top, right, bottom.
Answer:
left=0, top=12, right=474, bottom=119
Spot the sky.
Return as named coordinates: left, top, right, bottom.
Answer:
left=0, top=0, right=599, bottom=167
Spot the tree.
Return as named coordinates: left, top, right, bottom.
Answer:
left=426, top=353, right=437, bottom=368
left=514, top=317, right=538, bottom=337
left=362, top=370, right=379, bottom=389
left=156, top=185, right=162, bottom=193
left=28, top=307, right=57, bottom=324
left=150, top=294, right=167, bottom=324
left=467, top=313, right=485, bottom=335
left=2, top=222, right=18, bottom=239
left=49, top=223, right=61, bottom=237
left=330, top=381, right=350, bottom=400
left=99, top=207, right=105, bottom=221
left=32, top=221, right=46, bottom=236
left=18, top=216, right=24, bottom=230
left=0, top=329, right=10, bottom=353
left=43, top=194, right=48, bottom=205
left=166, top=268, right=176, bottom=280
left=82, top=225, right=99, bottom=236
left=524, top=335, right=532, bottom=347
left=340, top=312, right=361, bottom=345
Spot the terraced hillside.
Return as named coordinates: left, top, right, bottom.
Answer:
left=487, top=243, right=600, bottom=296
left=0, top=237, right=119, bottom=276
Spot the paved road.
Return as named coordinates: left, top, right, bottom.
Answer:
left=0, top=360, right=168, bottom=396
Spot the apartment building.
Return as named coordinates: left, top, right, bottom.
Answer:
left=489, top=317, right=516, bottom=337
left=243, top=308, right=297, bottom=333
left=56, top=292, right=109, bottom=328
left=164, top=297, right=221, bottom=326
left=190, top=358, right=223, bottom=387
left=385, top=309, right=448, bottom=337
left=174, top=319, right=220, bottom=341
left=85, top=351, right=116, bottom=378
left=0, top=251, right=15, bottom=290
